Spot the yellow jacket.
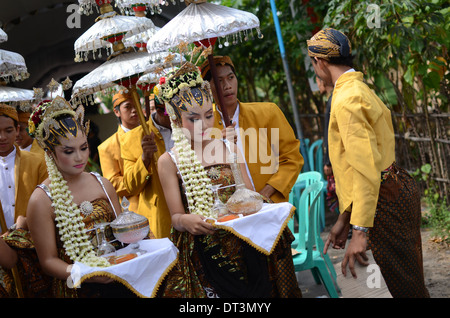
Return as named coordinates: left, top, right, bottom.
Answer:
left=30, top=139, right=45, bottom=157
left=15, top=146, right=48, bottom=219
left=213, top=101, right=303, bottom=203
left=120, top=120, right=171, bottom=238
left=98, top=125, right=139, bottom=212
left=329, top=71, right=395, bottom=227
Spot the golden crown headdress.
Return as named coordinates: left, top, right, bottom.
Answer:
left=28, top=96, right=89, bottom=149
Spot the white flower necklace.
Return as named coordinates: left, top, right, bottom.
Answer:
left=171, top=122, right=214, bottom=218
left=45, top=153, right=110, bottom=268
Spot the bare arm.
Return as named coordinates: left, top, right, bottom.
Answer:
left=0, top=238, right=17, bottom=269
left=27, top=188, right=71, bottom=280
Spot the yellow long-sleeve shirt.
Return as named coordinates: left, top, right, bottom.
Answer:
left=120, top=120, right=171, bottom=238
left=213, top=101, right=303, bottom=203
left=98, top=125, right=139, bottom=213
left=328, top=71, right=395, bottom=227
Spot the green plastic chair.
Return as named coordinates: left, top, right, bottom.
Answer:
left=292, top=181, right=340, bottom=298
left=288, top=171, right=323, bottom=249
left=307, top=139, right=328, bottom=230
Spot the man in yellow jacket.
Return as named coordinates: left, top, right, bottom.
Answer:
left=0, top=104, right=47, bottom=232
left=16, top=110, right=45, bottom=157
left=98, top=90, right=141, bottom=212
left=201, top=56, right=303, bottom=203
left=307, top=28, right=428, bottom=297
left=120, top=96, right=173, bottom=238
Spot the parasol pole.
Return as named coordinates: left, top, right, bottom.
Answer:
left=0, top=201, right=24, bottom=298
left=207, top=53, right=231, bottom=127
left=129, top=86, right=157, bottom=162
left=129, top=86, right=151, bottom=136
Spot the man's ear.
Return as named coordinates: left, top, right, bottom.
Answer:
left=113, top=106, right=121, bottom=118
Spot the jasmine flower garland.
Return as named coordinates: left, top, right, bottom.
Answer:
left=170, top=117, right=214, bottom=218
left=45, top=153, right=110, bottom=268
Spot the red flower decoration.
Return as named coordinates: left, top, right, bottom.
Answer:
left=159, top=77, right=166, bottom=85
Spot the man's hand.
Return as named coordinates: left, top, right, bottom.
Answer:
left=259, top=184, right=276, bottom=201
left=341, top=230, right=369, bottom=278
left=141, top=132, right=157, bottom=168
left=222, top=121, right=237, bottom=143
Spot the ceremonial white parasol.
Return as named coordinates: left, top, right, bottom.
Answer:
left=114, top=0, right=165, bottom=16
left=0, top=49, right=30, bottom=83
left=72, top=50, right=184, bottom=134
left=0, top=86, right=35, bottom=109
left=0, top=28, right=8, bottom=43
left=146, top=0, right=262, bottom=126
left=74, top=0, right=157, bottom=61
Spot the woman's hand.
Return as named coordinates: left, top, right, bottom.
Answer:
left=177, top=214, right=215, bottom=236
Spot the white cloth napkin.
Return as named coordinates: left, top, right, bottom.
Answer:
left=70, top=238, right=178, bottom=298
left=212, top=202, right=294, bottom=255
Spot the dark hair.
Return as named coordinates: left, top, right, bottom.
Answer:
left=327, top=55, right=355, bottom=68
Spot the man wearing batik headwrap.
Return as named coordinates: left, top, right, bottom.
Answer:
left=200, top=56, right=303, bottom=204
left=98, top=90, right=141, bottom=213
left=307, top=28, right=429, bottom=297
left=16, top=110, right=45, bottom=156
left=0, top=104, right=47, bottom=230
left=120, top=88, right=173, bottom=238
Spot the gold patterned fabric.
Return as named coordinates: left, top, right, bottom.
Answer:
left=1, top=198, right=135, bottom=298
left=0, top=103, right=18, bottom=121
left=52, top=198, right=135, bottom=298
left=307, top=28, right=351, bottom=61
left=158, top=164, right=301, bottom=298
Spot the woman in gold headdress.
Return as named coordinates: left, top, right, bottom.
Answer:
left=156, top=63, right=301, bottom=298
left=26, top=97, right=135, bottom=298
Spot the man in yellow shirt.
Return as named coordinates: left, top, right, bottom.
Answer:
left=120, top=96, right=173, bottom=238
left=200, top=56, right=303, bottom=203
left=0, top=104, right=47, bottom=232
left=98, top=90, right=140, bottom=212
left=307, top=28, right=428, bottom=297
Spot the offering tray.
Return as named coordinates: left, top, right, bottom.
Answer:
left=208, top=202, right=295, bottom=255
left=70, top=238, right=178, bottom=297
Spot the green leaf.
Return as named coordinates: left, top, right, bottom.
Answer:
left=423, top=71, right=441, bottom=90
left=421, top=164, right=432, bottom=174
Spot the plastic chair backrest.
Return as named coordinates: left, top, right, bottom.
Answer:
left=308, top=139, right=324, bottom=176
left=288, top=171, right=322, bottom=220
left=296, top=181, right=323, bottom=251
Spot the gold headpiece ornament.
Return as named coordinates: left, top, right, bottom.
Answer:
left=28, top=96, right=89, bottom=150
left=153, top=42, right=213, bottom=125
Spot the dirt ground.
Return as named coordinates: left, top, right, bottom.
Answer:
left=316, top=210, right=450, bottom=298
left=421, top=229, right=450, bottom=298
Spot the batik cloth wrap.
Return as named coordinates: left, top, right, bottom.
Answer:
left=367, top=162, right=430, bottom=298
left=158, top=164, right=302, bottom=298
left=307, top=28, right=351, bottom=61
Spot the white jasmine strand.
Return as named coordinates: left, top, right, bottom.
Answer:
left=45, top=153, right=110, bottom=268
